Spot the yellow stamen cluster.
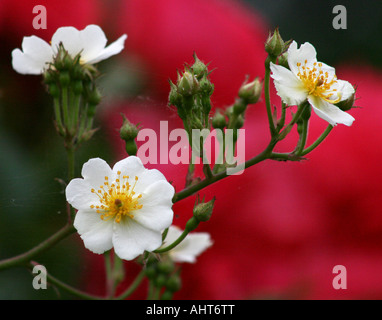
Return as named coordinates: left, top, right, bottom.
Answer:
left=296, top=60, right=341, bottom=103
left=90, top=171, right=143, bottom=223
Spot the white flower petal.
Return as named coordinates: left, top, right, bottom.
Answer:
left=165, top=226, right=213, bottom=263
left=76, top=25, right=108, bottom=63
left=133, top=180, right=175, bottom=231
left=81, top=158, right=114, bottom=190
left=86, top=34, right=127, bottom=64
left=12, top=36, right=53, bottom=74
left=333, top=79, right=355, bottom=101
left=288, top=41, right=317, bottom=76
left=112, top=156, right=146, bottom=178
left=74, top=209, right=114, bottom=254
left=308, top=95, right=355, bottom=126
left=270, top=63, right=308, bottom=105
left=65, top=178, right=98, bottom=210
left=113, top=219, right=162, bottom=260
left=51, top=26, right=83, bottom=57
left=133, top=169, right=168, bottom=194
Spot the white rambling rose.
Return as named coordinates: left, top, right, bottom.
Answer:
left=65, top=156, right=174, bottom=261
left=270, top=41, right=355, bottom=126
left=12, top=24, right=127, bottom=75
left=163, top=226, right=213, bottom=263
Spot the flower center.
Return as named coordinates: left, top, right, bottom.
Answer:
left=296, top=60, right=341, bottom=103
left=90, top=171, right=143, bottom=223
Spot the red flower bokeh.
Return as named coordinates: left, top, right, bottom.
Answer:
left=4, top=0, right=380, bottom=300
left=94, top=0, right=382, bottom=299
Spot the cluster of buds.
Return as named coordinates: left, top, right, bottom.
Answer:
left=43, top=43, right=102, bottom=148
left=168, top=53, right=214, bottom=132
left=144, top=255, right=181, bottom=300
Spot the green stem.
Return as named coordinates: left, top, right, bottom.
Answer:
left=173, top=138, right=277, bottom=203
left=301, top=124, right=333, bottom=156
left=104, top=251, right=115, bottom=298
left=277, top=102, right=287, bottom=132
left=270, top=124, right=333, bottom=160
left=71, top=93, right=81, bottom=136
left=53, top=97, right=64, bottom=135
left=264, top=56, right=277, bottom=137
left=0, top=224, right=76, bottom=271
left=295, top=118, right=309, bottom=155
left=116, top=270, right=146, bottom=300
left=62, top=87, right=69, bottom=128
left=66, top=145, right=75, bottom=181
left=153, top=228, right=190, bottom=254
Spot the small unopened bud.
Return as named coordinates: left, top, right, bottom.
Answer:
left=177, top=71, right=199, bottom=96
left=265, top=28, right=285, bottom=57
left=212, top=110, right=227, bottom=129
left=47, top=83, right=60, bottom=98
left=120, top=114, right=139, bottom=141
left=59, top=71, right=70, bottom=87
left=238, top=77, right=262, bottom=104
left=336, top=92, right=355, bottom=111
left=168, top=80, right=182, bottom=107
left=193, top=197, right=215, bottom=222
left=72, top=80, right=83, bottom=95
left=191, top=53, right=209, bottom=80
left=277, top=51, right=289, bottom=69
left=165, top=274, right=182, bottom=292
left=87, top=88, right=102, bottom=106
left=199, top=75, right=214, bottom=97
left=120, top=114, right=140, bottom=156
left=233, top=98, right=247, bottom=115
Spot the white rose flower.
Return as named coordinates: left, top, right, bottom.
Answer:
left=270, top=41, right=355, bottom=126
left=65, top=156, right=174, bottom=261
left=163, top=226, right=213, bottom=263
left=12, top=24, right=127, bottom=75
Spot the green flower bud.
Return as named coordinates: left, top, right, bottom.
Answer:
left=59, top=71, right=71, bottom=87
left=119, top=114, right=139, bottom=141
left=48, top=83, right=60, bottom=98
left=168, top=80, right=182, bottom=107
left=211, top=110, right=227, bottom=129
left=277, top=51, right=289, bottom=69
left=165, top=275, right=182, bottom=292
left=154, top=273, right=167, bottom=288
left=199, top=75, right=214, bottom=97
left=193, top=197, right=215, bottom=222
left=177, top=71, right=199, bottom=96
left=235, top=114, right=245, bottom=129
left=238, top=77, right=262, bottom=104
left=265, top=28, right=285, bottom=57
left=233, top=98, right=247, bottom=115
left=43, top=70, right=56, bottom=84
left=160, top=290, right=173, bottom=300
left=157, top=259, right=175, bottom=275
left=72, top=80, right=83, bottom=95
left=191, top=53, right=209, bottom=80
left=145, top=265, right=157, bottom=280
left=87, top=88, right=102, bottom=106
left=336, top=92, right=355, bottom=111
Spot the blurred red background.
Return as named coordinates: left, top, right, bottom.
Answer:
left=1, top=0, right=382, bottom=300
